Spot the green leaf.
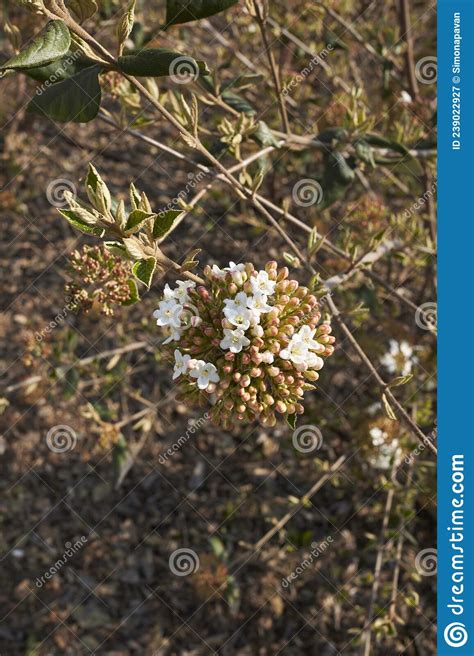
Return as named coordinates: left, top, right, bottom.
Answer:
left=153, top=210, right=182, bottom=239
left=59, top=209, right=104, bottom=236
left=381, top=393, right=397, bottom=421
left=27, top=65, right=102, bottom=123
left=387, top=374, right=413, bottom=389
left=354, top=138, right=375, bottom=166
left=104, top=241, right=128, bottom=257
left=124, top=278, right=140, bottom=304
left=125, top=209, right=154, bottom=233
left=221, top=90, right=255, bottom=114
left=132, top=257, right=157, bottom=288
left=364, top=133, right=410, bottom=157
left=251, top=121, right=281, bottom=148
left=118, top=48, right=209, bottom=78
left=286, top=414, right=298, bottom=430
left=86, top=164, right=111, bottom=213
left=21, top=52, right=92, bottom=83
left=221, top=73, right=264, bottom=92
left=165, top=0, right=239, bottom=26
left=0, top=21, right=71, bottom=72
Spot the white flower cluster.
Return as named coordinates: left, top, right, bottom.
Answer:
left=218, top=269, right=276, bottom=356
left=280, top=325, right=325, bottom=371
left=152, top=280, right=197, bottom=344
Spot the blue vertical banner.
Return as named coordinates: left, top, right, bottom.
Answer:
left=438, top=1, right=474, bottom=654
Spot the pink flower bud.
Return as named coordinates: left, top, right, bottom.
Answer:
left=275, top=400, right=287, bottom=413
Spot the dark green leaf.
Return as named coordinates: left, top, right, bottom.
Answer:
left=165, top=0, right=238, bottom=26
left=118, top=48, right=209, bottom=78
left=221, top=90, right=255, bottom=114
left=21, top=52, right=93, bottom=82
left=0, top=21, right=71, bottom=72
left=132, top=257, right=157, bottom=288
left=287, top=414, right=298, bottom=430
left=27, top=65, right=102, bottom=123
left=221, top=73, right=264, bottom=92
left=59, top=209, right=104, bottom=236
left=153, top=210, right=182, bottom=239
left=364, top=133, right=410, bottom=157
left=125, top=209, right=154, bottom=232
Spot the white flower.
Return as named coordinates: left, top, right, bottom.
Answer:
left=224, top=292, right=248, bottom=312
left=261, top=350, right=274, bottom=364
left=163, top=328, right=182, bottom=344
left=173, top=349, right=192, bottom=379
left=293, top=325, right=323, bottom=352
left=211, top=264, right=226, bottom=278
left=189, top=361, right=220, bottom=390
left=307, top=351, right=324, bottom=370
left=225, top=261, right=246, bottom=284
left=246, top=292, right=272, bottom=314
left=280, top=338, right=309, bottom=365
left=163, top=283, right=175, bottom=300
left=369, top=427, right=400, bottom=469
left=250, top=270, right=276, bottom=296
left=226, top=261, right=245, bottom=273
left=226, top=307, right=253, bottom=330
left=381, top=339, right=416, bottom=376
left=220, top=328, right=250, bottom=353
left=153, top=299, right=183, bottom=329
left=174, top=280, right=195, bottom=303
